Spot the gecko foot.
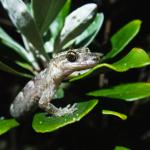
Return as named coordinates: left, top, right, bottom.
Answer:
left=53, top=103, right=77, bottom=117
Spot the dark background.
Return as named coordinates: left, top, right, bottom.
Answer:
left=1, top=0, right=150, bottom=150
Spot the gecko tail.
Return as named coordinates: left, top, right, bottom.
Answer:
left=10, top=92, right=37, bottom=118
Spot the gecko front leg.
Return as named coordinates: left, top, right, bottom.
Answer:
left=38, top=88, right=77, bottom=117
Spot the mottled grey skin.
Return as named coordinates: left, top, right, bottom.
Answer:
left=10, top=48, right=101, bottom=118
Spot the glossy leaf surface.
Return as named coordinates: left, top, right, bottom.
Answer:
left=32, top=100, right=98, bottom=133
left=104, top=20, right=141, bottom=60
left=0, top=118, right=19, bottom=135
left=87, top=83, right=150, bottom=101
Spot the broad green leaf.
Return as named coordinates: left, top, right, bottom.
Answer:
left=102, top=110, right=127, bottom=120
left=0, top=118, right=19, bottom=135
left=32, top=0, right=66, bottom=34
left=63, top=13, right=104, bottom=49
left=45, top=0, right=71, bottom=53
left=55, top=3, right=97, bottom=52
left=32, top=99, right=98, bottom=133
left=70, top=48, right=150, bottom=81
left=0, top=61, right=33, bottom=78
left=0, top=0, right=49, bottom=60
left=114, top=146, right=130, bottom=150
left=87, top=82, right=150, bottom=101
left=104, top=20, right=141, bottom=60
left=112, top=48, right=150, bottom=71
left=0, top=27, right=31, bottom=62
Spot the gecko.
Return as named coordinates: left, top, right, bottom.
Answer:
left=10, top=48, right=101, bottom=118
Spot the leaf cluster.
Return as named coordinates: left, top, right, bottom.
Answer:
left=0, top=1, right=149, bottom=140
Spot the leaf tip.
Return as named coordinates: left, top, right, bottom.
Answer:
left=132, top=19, right=142, bottom=30
left=134, top=19, right=142, bottom=25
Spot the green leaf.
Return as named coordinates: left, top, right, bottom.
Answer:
left=87, top=82, right=150, bottom=101
left=53, top=87, right=64, bottom=99
left=102, top=110, right=127, bottom=120
left=15, top=61, right=35, bottom=74
left=1, top=0, right=49, bottom=60
left=0, top=27, right=31, bottom=62
left=0, top=118, right=19, bottom=135
left=45, top=0, right=71, bottom=53
left=0, top=61, right=33, bottom=78
left=32, top=0, right=66, bottom=34
left=112, top=48, right=150, bottom=71
left=75, top=13, right=104, bottom=48
left=26, top=2, right=32, bottom=14
left=114, top=146, right=130, bottom=150
left=32, top=99, right=98, bottom=133
left=63, top=13, right=104, bottom=49
left=104, top=20, right=142, bottom=60
left=70, top=48, right=150, bottom=81
left=55, top=3, right=97, bottom=52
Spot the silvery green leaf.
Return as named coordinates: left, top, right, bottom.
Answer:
left=75, top=13, right=104, bottom=47
left=0, top=0, right=49, bottom=60
left=26, top=2, right=32, bottom=14
left=63, top=13, right=104, bottom=49
left=55, top=3, right=97, bottom=52
left=0, top=27, right=40, bottom=71
left=32, top=0, right=66, bottom=34
left=0, top=27, right=30, bottom=62
left=45, top=0, right=71, bottom=53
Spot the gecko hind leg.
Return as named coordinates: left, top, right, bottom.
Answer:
left=39, top=102, right=77, bottom=117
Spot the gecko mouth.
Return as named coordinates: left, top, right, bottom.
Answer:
left=92, top=53, right=102, bottom=62
left=68, top=62, right=99, bottom=79
left=92, top=56, right=100, bottom=62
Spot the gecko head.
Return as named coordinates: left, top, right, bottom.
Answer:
left=53, top=48, right=102, bottom=74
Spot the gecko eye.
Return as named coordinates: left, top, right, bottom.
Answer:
left=66, top=51, right=78, bottom=62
